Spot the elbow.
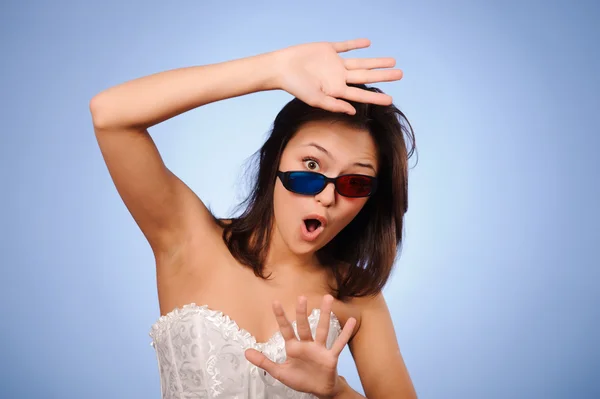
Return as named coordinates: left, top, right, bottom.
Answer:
left=89, top=93, right=111, bottom=131
left=89, top=92, right=143, bottom=132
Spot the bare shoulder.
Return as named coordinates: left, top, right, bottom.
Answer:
left=153, top=217, right=236, bottom=315
left=156, top=217, right=231, bottom=273
left=344, top=292, right=417, bottom=398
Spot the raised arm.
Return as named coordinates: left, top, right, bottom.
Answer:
left=89, top=39, right=403, bottom=267
left=89, top=53, right=281, bottom=260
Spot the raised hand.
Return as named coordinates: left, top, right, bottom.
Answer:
left=272, top=38, right=403, bottom=115
left=245, top=295, right=356, bottom=398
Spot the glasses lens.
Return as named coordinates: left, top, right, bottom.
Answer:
left=287, top=172, right=326, bottom=194
left=336, top=175, right=375, bottom=197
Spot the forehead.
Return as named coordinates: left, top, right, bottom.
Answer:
left=285, top=120, right=378, bottom=163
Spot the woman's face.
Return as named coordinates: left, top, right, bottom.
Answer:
left=273, top=120, right=379, bottom=258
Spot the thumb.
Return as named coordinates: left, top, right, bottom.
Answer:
left=245, top=348, right=280, bottom=377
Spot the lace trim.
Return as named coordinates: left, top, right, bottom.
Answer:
left=149, top=303, right=342, bottom=348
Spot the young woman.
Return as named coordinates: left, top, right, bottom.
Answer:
left=90, top=38, right=417, bottom=398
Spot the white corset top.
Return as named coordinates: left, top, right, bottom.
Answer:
left=149, top=303, right=342, bottom=398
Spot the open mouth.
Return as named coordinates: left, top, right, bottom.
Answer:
left=303, top=218, right=322, bottom=233
left=300, top=215, right=327, bottom=242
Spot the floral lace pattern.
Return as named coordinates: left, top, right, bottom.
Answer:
left=149, top=303, right=342, bottom=398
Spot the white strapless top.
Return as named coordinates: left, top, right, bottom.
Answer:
left=149, top=303, right=342, bottom=399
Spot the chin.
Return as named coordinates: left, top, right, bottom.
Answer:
left=288, top=241, right=318, bottom=257
left=289, top=236, right=331, bottom=257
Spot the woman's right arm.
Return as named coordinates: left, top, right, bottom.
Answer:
left=89, top=39, right=402, bottom=263
left=90, top=52, right=281, bottom=258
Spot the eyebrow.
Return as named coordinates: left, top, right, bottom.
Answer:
left=304, top=142, right=377, bottom=173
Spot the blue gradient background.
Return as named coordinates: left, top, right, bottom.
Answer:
left=1, top=1, right=598, bottom=398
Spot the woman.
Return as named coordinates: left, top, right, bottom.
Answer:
left=90, top=38, right=417, bottom=398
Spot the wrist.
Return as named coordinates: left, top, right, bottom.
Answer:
left=317, top=376, right=349, bottom=399
left=254, top=50, right=285, bottom=92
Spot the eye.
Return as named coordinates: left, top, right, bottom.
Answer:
left=302, top=157, right=320, bottom=171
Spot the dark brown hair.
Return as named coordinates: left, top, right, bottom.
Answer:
left=215, top=84, right=416, bottom=300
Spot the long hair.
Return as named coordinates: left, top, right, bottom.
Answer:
left=215, top=84, right=416, bottom=300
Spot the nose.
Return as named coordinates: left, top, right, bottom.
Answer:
left=314, top=181, right=336, bottom=207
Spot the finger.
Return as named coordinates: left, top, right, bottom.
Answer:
left=315, top=295, right=334, bottom=345
left=296, top=296, right=313, bottom=341
left=315, top=95, right=356, bottom=115
left=341, top=86, right=394, bottom=106
left=245, top=348, right=281, bottom=379
left=272, top=300, right=296, bottom=341
left=330, top=317, right=357, bottom=357
left=346, top=68, right=404, bottom=85
left=344, top=57, right=396, bottom=70
left=301, top=85, right=356, bottom=115
left=332, top=38, right=371, bottom=53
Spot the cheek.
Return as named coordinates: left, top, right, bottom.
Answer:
left=273, top=184, right=286, bottom=219
left=335, top=199, right=368, bottom=227
left=273, top=182, right=299, bottom=227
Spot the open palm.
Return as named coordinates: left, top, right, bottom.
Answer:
left=273, top=38, right=403, bottom=115
left=245, top=295, right=357, bottom=398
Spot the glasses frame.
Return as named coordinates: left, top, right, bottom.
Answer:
left=276, top=170, right=378, bottom=198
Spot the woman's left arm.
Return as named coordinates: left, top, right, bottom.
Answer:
left=335, top=293, right=417, bottom=399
